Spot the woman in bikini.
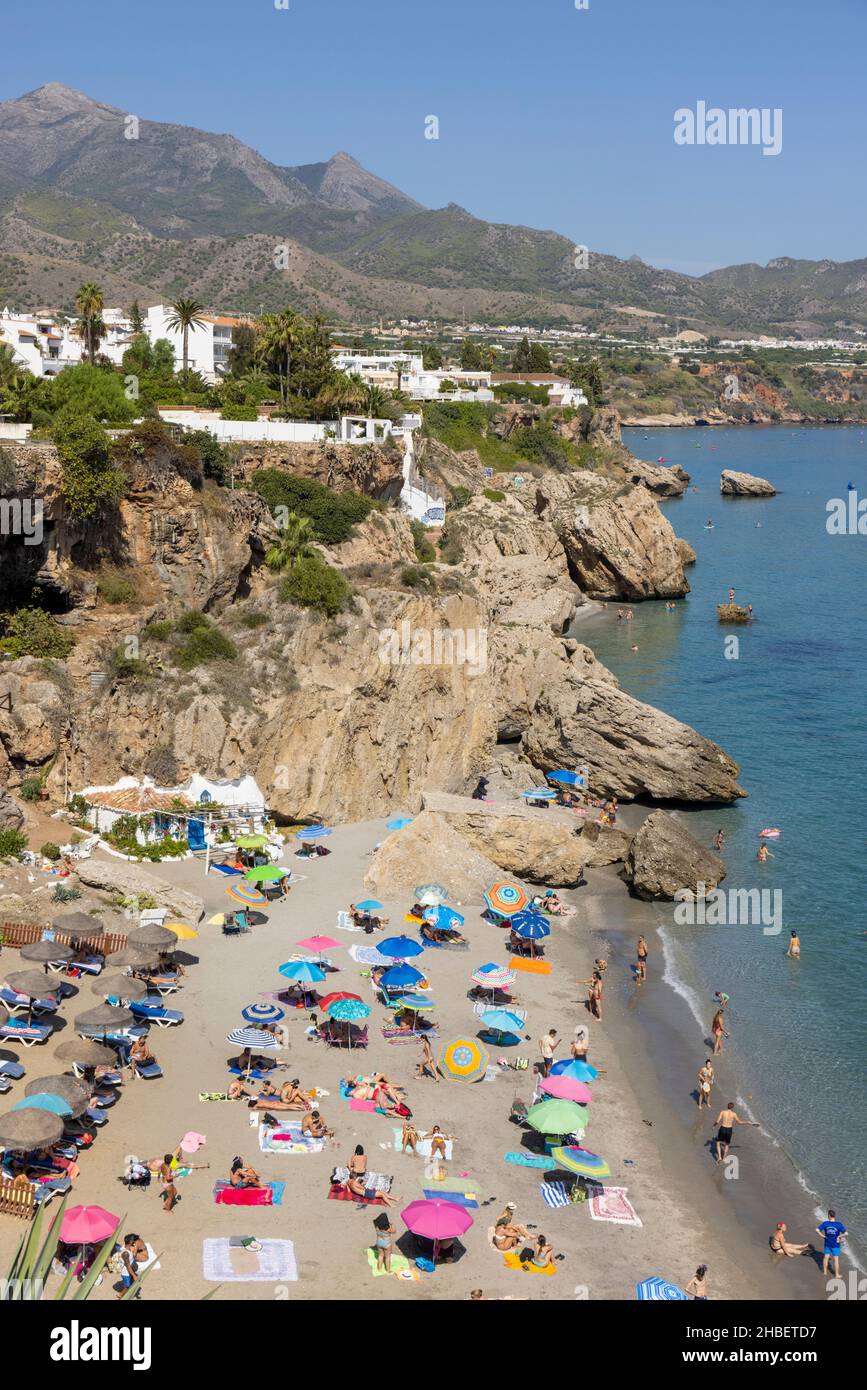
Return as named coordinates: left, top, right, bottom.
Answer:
left=697, top=1059, right=715, bottom=1109
left=492, top=1217, right=524, bottom=1253
left=525, top=1234, right=555, bottom=1271
left=711, top=1009, right=728, bottom=1055
left=770, top=1222, right=811, bottom=1258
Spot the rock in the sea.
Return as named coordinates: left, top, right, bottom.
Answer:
left=75, top=857, right=205, bottom=923
left=421, top=791, right=586, bottom=886
left=0, top=787, right=25, bottom=831
left=363, top=810, right=509, bottom=903
left=623, top=459, right=690, bottom=497
left=720, top=469, right=776, bottom=497
left=624, top=810, right=726, bottom=900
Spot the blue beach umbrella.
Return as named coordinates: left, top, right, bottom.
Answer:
left=521, top=788, right=557, bottom=801
left=277, top=960, right=327, bottom=983
left=480, top=1007, right=525, bottom=1037
left=510, top=911, right=551, bottom=941
left=636, top=1277, right=689, bottom=1302
left=386, top=817, right=413, bottom=830
left=327, top=998, right=371, bottom=1023
left=551, top=1058, right=599, bottom=1083
left=423, top=905, right=465, bottom=930
left=548, top=770, right=583, bottom=786
left=295, top=826, right=332, bottom=839
left=379, top=935, right=425, bottom=960
left=355, top=900, right=383, bottom=912
left=380, top=963, right=425, bottom=989
left=12, top=1093, right=73, bottom=1118
left=242, top=1002, right=285, bottom=1026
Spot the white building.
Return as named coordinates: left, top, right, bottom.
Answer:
left=0, top=306, right=134, bottom=377
left=158, top=407, right=407, bottom=446
left=144, top=307, right=246, bottom=383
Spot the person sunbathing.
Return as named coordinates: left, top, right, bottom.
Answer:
left=493, top=1217, right=526, bottom=1253
left=301, top=1109, right=332, bottom=1139
left=346, top=1170, right=399, bottom=1205
left=128, top=1035, right=157, bottom=1079
left=249, top=1078, right=312, bottom=1111
left=236, top=1048, right=276, bottom=1073
left=229, top=1157, right=261, bottom=1188
left=227, top=1078, right=255, bottom=1100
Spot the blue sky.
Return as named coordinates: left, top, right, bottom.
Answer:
left=2, top=0, right=864, bottom=275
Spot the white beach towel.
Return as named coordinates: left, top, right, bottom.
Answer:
left=588, top=1186, right=642, bottom=1227
left=258, top=1123, right=324, bottom=1155
left=391, top=1128, right=453, bottom=1160
left=202, top=1238, right=298, bottom=1282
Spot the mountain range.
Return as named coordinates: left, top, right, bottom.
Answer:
left=1, top=83, right=865, bottom=337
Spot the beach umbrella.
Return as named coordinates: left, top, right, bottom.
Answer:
left=241, top=1002, right=285, bottom=1026
left=236, top=834, right=269, bottom=849
left=12, top=1093, right=73, bottom=1118
left=295, top=826, right=332, bottom=839
left=510, top=910, right=551, bottom=940
left=19, top=941, right=66, bottom=964
left=4, top=970, right=59, bottom=999
left=484, top=882, right=528, bottom=917
left=244, top=865, right=286, bottom=883
left=54, top=1038, right=118, bottom=1068
left=401, top=1198, right=473, bottom=1259
left=386, top=817, right=413, bottom=830
left=0, top=1108, right=63, bottom=1151
left=548, top=770, right=583, bottom=786
left=226, top=1027, right=282, bottom=1051
left=91, top=974, right=148, bottom=1001
left=206, top=913, right=227, bottom=927
left=551, top=1058, right=598, bottom=1083
left=526, top=1099, right=588, bottom=1137
left=295, top=935, right=342, bottom=961
left=379, top=936, right=425, bottom=960
left=25, top=1075, right=90, bottom=1118
left=551, top=1146, right=610, bottom=1179
left=53, top=912, right=103, bottom=936
left=636, top=1276, right=688, bottom=1301
left=355, top=900, right=383, bottom=912
left=60, top=1205, right=119, bottom=1245
left=127, top=924, right=177, bottom=951
left=423, top=905, right=464, bottom=930
left=327, top=998, right=370, bottom=1023
left=471, top=964, right=515, bottom=995
left=540, top=1075, right=593, bottom=1104
left=163, top=922, right=199, bottom=941
left=105, top=946, right=160, bottom=970
left=380, top=963, right=425, bottom=990
left=414, top=884, right=449, bottom=905
left=319, top=991, right=362, bottom=1011
left=75, top=1004, right=135, bottom=1037
left=277, top=960, right=326, bottom=984
left=225, top=882, right=267, bottom=907
left=479, top=1007, right=525, bottom=1039
left=438, top=1037, right=489, bottom=1084
left=521, top=788, right=557, bottom=800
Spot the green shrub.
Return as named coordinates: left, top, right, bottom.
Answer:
left=67, top=794, right=88, bottom=818
left=450, top=485, right=471, bottom=509
left=0, top=608, right=76, bottom=659
left=410, top=520, right=436, bottom=563
left=174, top=616, right=237, bottom=670
left=97, top=568, right=137, bottom=606
left=279, top=555, right=350, bottom=617
left=400, top=565, right=437, bottom=591
left=483, top=487, right=506, bottom=502
left=239, top=612, right=268, bottom=629
left=220, top=403, right=258, bottom=421
left=0, top=829, right=28, bottom=858
left=40, top=842, right=61, bottom=861
left=52, top=884, right=81, bottom=903
left=20, top=777, right=43, bottom=802
left=52, top=414, right=126, bottom=521
left=251, top=468, right=378, bottom=545
left=176, top=610, right=211, bottom=635
left=142, top=620, right=173, bottom=642
left=183, top=429, right=232, bottom=484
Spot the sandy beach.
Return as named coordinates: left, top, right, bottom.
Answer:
left=0, top=816, right=830, bottom=1301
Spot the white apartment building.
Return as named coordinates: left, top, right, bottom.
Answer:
left=331, top=348, right=493, bottom=402
left=0, top=306, right=133, bottom=377
left=144, top=307, right=246, bottom=383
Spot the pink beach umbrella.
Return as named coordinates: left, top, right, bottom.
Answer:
left=60, top=1204, right=119, bottom=1245
left=295, top=935, right=342, bottom=963
left=401, top=1198, right=473, bottom=1261
left=539, top=1075, right=593, bottom=1105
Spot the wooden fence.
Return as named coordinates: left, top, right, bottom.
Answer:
left=0, top=1175, right=37, bottom=1221
left=0, top=922, right=128, bottom=955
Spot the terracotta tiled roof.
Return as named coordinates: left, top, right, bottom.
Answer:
left=84, top=787, right=194, bottom=814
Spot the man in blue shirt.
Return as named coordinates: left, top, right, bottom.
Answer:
left=816, top=1209, right=847, bottom=1277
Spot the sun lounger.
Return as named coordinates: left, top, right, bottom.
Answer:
left=133, top=1059, right=163, bottom=1080
left=59, top=957, right=104, bottom=977
left=146, top=976, right=181, bottom=995
left=0, top=989, right=59, bottom=1016
left=210, top=863, right=244, bottom=876
left=0, top=1077, right=10, bottom=1094
left=0, top=1060, right=25, bottom=1080
left=0, top=1020, right=52, bottom=1046
left=128, top=1001, right=183, bottom=1027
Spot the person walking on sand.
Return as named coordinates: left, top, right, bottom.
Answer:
left=157, top=1149, right=180, bottom=1213
left=770, top=1222, right=811, bottom=1258
left=817, top=1210, right=847, bottom=1278
left=711, top=1008, right=728, bottom=1054
left=636, top=935, right=648, bottom=983
left=713, top=1102, right=758, bottom=1164
left=787, top=930, right=801, bottom=959
left=685, top=1265, right=709, bottom=1300
left=538, top=1028, right=560, bottom=1077
left=416, top=1033, right=440, bottom=1083
left=697, top=1059, right=715, bottom=1109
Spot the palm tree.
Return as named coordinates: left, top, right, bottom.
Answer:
left=0, top=342, right=21, bottom=386
left=265, top=511, right=316, bottom=572
left=258, top=310, right=300, bottom=404
left=74, top=282, right=105, bottom=364
left=165, top=298, right=207, bottom=377
left=319, top=372, right=365, bottom=421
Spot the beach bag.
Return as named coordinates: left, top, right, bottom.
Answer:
left=393, top=1102, right=411, bottom=1118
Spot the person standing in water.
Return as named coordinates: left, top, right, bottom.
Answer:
left=757, top=843, right=772, bottom=864
left=697, top=1059, right=715, bottom=1109
left=787, top=930, right=801, bottom=958
left=713, top=1101, right=758, bottom=1164
left=711, top=1008, right=728, bottom=1054
left=816, top=1210, right=847, bottom=1278
left=713, top=829, right=725, bottom=853
left=636, top=935, right=648, bottom=983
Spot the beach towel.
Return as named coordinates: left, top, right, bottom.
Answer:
left=501, top=1250, right=556, bottom=1276
left=199, top=1092, right=238, bottom=1102
left=540, top=1181, right=570, bottom=1209
left=258, top=1124, right=324, bottom=1155
left=214, top=1180, right=285, bottom=1206
left=180, top=1131, right=206, bottom=1154
left=423, top=1190, right=479, bottom=1208
left=350, top=1098, right=378, bottom=1112
left=393, top=1128, right=453, bottom=1160
left=328, top=1184, right=386, bottom=1206
left=332, top=1167, right=392, bottom=1193
left=504, top=1152, right=552, bottom=1169
left=588, top=1186, right=642, bottom=1227
left=365, top=1247, right=418, bottom=1280
left=202, top=1238, right=298, bottom=1282
left=348, top=945, right=392, bottom=966
left=510, top=958, right=552, bottom=975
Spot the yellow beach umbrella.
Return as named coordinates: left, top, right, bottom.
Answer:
left=206, top=913, right=227, bottom=927
left=163, top=922, right=199, bottom=941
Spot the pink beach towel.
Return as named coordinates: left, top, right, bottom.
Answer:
left=588, top=1186, right=642, bottom=1227
left=180, top=1131, right=207, bottom=1154
left=349, top=1099, right=378, bottom=1112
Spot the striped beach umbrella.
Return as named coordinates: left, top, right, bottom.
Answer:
left=414, top=884, right=449, bottom=906
left=484, top=882, right=528, bottom=917
left=226, top=882, right=267, bottom=906
left=471, top=963, right=516, bottom=992
left=438, top=1036, right=489, bottom=1084
left=245, top=865, right=287, bottom=883
left=636, top=1276, right=688, bottom=1302
left=510, top=911, right=551, bottom=941
left=226, top=1027, right=282, bottom=1051
left=551, top=1058, right=599, bottom=1083
left=277, top=960, right=326, bottom=984
left=379, top=936, right=425, bottom=960
left=327, top=998, right=370, bottom=1023
left=551, top=1146, right=610, bottom=1179
left=423, top=905, right=464, bottom=931
left=295, top=826, right=332, bottom=839
left=526, top=1100, right=588, bottom=1136
left=521, top=788, right=557, bottom=800
left=241, top=1002, right=285, bottom=1026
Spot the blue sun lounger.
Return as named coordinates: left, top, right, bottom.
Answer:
left=0, top=1060, right=25, bottom=1081
left=133, top=1059, right=163, bottom=1080
left=128, top=1001, right=184, bottom=1027
left=0, top=1019, right=52, bottom=1047
left=0, top=989, right=59, bottom=1016
left=210, top=863, right=244, bottom=876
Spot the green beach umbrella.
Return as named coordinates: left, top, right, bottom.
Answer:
left=526, top=1099, right=588, bottom=1136
left=236, top=834, right=269, bottom=849
left=245, top=864, right=286, bottom=883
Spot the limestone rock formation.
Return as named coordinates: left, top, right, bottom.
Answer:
left=235, top=439, right=404, bottom=502
left=624, top=810, right=726, bottom=900
left=623, top=459, right=690, bottom=497
left=720, top=469, right=777, bottom=497
left=0, top=787, right=25, bottom=831
left=363, top=810, right=508, bottom=904
left=421, top=790, right=586, bottom=886
left=579, top=818, right=634, bottom=867
left=75, top=857, right=205, bottom=923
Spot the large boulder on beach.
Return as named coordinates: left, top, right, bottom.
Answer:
left=624, top=810, right=726, bottom=901
left=0, top=787, right=25, bottom=832
left=363, top=810, right=509, bottom=905
left=75, top=857, right=205, bottom=923
left=421, top=791, right=586, bottom=886
left=720, top=469, right=776, bottom=497
left=579, top=819, right=634, bottom=867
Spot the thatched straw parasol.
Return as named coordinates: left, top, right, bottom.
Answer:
left=74, top=1004, right=135, bottom=1035
left=25, top=1074, right=90, bottom=1118
left=91, top=974, right=148, bottom=1001
left=0, top=1108, right=64, bottom=1151
left=54, top=1038, right=119, bottom=1068
left=20, top=941, right=67, bottom=964
left=4, top=970, right=59, bottom=999
left=105, top=945, right=160, bottom=969
left=126, top=924, right=177, bottom=951
left=52, top=912, right=104, bottom=937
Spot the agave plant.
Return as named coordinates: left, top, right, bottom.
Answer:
left=2, top=1194, right=159, bottom=1301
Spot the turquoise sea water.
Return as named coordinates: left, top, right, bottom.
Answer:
left=585, top=425, right=867, bottom=1247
